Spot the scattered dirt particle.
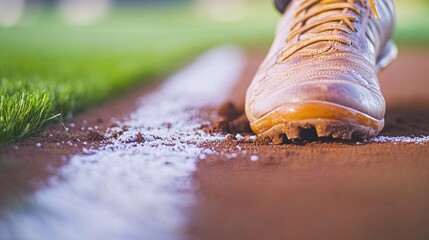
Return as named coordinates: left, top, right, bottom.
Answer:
left=86, top=131, right=105, bottom=142
left=153, top=135, right=163, bottom=140
left=224, top=134, right=237, bottom=143
left=162, top=122, right=172, bottom=129
left=112, top=131, right=124, bottom=139
left=237, top=135, right=256, bottom=144
left=135, top=132, right=145, bottom=143
left=161, top=142, right=176, bottom=147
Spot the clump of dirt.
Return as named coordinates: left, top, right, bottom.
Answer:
left=217, top=102, right=241, bottom=120
left=204, top=101, right=252, bottom=134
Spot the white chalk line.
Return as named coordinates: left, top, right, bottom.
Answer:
left=370, top=135, right=429, bottom=144
left=0, top=46, right=245, bottom=240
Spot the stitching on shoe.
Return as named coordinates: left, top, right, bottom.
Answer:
left=258, top=78, right=382, bottom=97
left=273, top=61, right=374, bottom=78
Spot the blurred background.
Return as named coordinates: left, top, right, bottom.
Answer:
left=0, top=0, right=428, bottom=144
left=1, top=0, right=428, bottom=43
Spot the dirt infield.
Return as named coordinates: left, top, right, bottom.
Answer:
left=188, top=50, right=429, bottom=240
left=0, top=49, right=428, bottom=239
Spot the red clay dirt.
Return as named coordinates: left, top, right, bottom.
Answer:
left=187, top=50, right=429, bottom=240
left=0, top=50, right=429, bottom=239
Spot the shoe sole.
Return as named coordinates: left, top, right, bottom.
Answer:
left=250, top=41, right=397, bottom=143
left=250, top=101, right=384, bottom=143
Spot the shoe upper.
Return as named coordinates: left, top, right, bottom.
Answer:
left=245, top=0, right=396, bottom=123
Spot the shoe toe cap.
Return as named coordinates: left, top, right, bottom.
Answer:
left=246, top=76, right=385, bottom=123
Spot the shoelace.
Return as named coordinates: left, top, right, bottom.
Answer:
left=280, top=0, right=380, bottom=62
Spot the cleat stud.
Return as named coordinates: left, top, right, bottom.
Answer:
left=285, top=127, right=301, bottom=140
left=272, top=133, right=287, bottom=145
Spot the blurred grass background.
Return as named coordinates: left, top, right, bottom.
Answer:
left=0, top=0, right=428, bottom=145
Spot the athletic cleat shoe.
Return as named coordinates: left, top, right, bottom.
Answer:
left=245, top=0, right=397, bottom=142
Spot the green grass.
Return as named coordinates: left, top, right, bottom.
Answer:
left=0, top=4, right=278, bottom=146
left=395, top=1, right=429, bottom=46
left=0, top=2, right=428, bottom=146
